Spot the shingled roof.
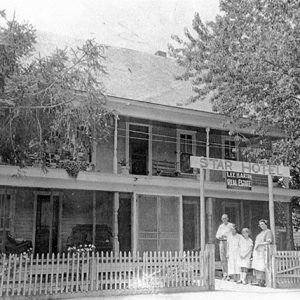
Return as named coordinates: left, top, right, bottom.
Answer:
left=34, top=31, right=213, bottom=113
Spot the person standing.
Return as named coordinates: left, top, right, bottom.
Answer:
left=216, top=214, right=233, bottom=279
left=237, top=228, right=253, bottom=284
left=252, top=219, right=273, bottom=287
left=226, top=224, right=242, bottom=281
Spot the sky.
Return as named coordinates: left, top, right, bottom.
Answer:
left=1, top=0, right=220, bottom=53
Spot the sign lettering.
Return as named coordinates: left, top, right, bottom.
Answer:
left=190, top=156, right=290, bottom=177
left=226, top=172, right=252, bottom=190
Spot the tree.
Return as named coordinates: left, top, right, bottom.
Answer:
left=169, top=0, right=300, bottom=248
left=0, top=11, right=113, bottom=176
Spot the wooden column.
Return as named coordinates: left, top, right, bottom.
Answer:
left=57, top=192, right=63, bottom=253
left=268, top=174, right=276, bottom=245
left=9, top=190, right=16, bottom=236
left=148, top=126, right=153, bottom=175
left=32, top=192, right=37, bottom=254
left=49, top=191, right=54, bottom=255
left=207, top=197, right=213, bottom=243
left=113, top=114, right=118, bottom=174
left=125, top=122, right=130, bottom=170
left=240, top=200, right=244, bottom=228
left=131, top=193, right=137, bottom=253
left=200, top=168, right=205, bottom=250
left=206, top=127, right=210, bottom=181
left=179, top=195, right=183, bottom=252
left=113, top=192, right=119, bottom=254
left=92, top=191, right=96, bottom=245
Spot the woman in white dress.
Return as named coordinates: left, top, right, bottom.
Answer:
left=226, top=224, right=242, bottom=281
left=237, top=228, right=253, bottom=284
left=252, top=219, right=273, bottom=287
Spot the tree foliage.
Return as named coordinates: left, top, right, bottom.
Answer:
left=169, top=0, right=300, bottom=188
left=0, top=11, right=113, bottom=171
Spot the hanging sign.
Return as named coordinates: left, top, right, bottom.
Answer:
left=190, top=156, right=290, bottom=177
left=226, top=171, right=252, bottom=190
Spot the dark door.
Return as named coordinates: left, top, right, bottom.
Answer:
left=223, top=202, right=240, bottom=228
left=118, top=194, right=131, bottom=252
left=179, top=133, right=194, bottom=173
left=0, top=193, right=11, bottom=252
left=35, top=194, right=59, bottom=254
left=183, top=202, right=198, bottom=251
left=129, top=124, right=149, bottom=175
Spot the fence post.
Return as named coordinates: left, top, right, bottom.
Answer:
left=205, top=243, right=215, bottom=290
left=271, top=254, right=276, bottom=288
left=266, top=244, right=276, bottom=288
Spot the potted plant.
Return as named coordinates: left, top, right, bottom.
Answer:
left=118, top=158, right=129, bottom=175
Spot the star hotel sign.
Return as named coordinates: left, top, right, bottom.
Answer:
left=190, top=156, right=290, bottom=177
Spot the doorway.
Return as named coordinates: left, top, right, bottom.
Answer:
left=0, top=192, right=11, bottom=252
left=129, top=124, right=149, bottom=175
left=222, top=201, right=240, bottom=228
left=35, top=194, right=59, bottom=254
left=183, top=200, right=199, bottom=251
left=137, top=194, right=180, bottom=252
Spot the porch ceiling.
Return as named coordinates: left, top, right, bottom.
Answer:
left=0, top=165, right=297, bottom=202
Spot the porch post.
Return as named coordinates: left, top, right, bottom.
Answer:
left=131, top=193, right=137, bottom=252
left=148, top=126, right=153, bottom=175
left=92, top=191, right=96, bottom=246
left=268, top=174, right=276, bottom=245
left=179, top=195, right=183, bottom=252
left=113, top=114, right=118, bottom=174
left=32, top=192, right=37, bottom=254
left=49, top=190, right=54, bottom=255
left=200, top=168, right=205, bottom=250
left=207, top=197, right=214, bottom=243
left=57, top=192, right=63, bottom=253
left=113, top=192, right=119, bottom=254
left=9, top=190, right=16, bottom=236
left=206, top=127, right=210, bottom=181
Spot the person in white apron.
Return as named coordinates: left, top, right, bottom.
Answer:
left=237, top=228, right=253, bottom=284
left=251, top=219, right=273, bottom=287
left=226, top=224, right=242, bottom=281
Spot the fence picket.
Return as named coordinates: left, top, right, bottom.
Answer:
left=5, top=255, right=11, bottom=296
left=0, top=254, right=5, bottom=296
left=11, top=255, right=17, bottom=296
left=37, top=253, right=41, bottom=295
left=96, top=252, right=100, bottom=291
left=70, top=253, right=74, bottom=293
left=61, top=253, right=65, bottom=293
left=90, top=252, right=94, bottom=291
left=22, top=254, right=29, bottom=295
left=81, top=253, right=84, bottom=292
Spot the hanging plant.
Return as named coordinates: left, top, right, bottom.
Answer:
left=61, top=160, right=81, bottom=178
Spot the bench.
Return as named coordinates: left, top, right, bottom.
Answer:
left=152, top=160, right=179, bottom=177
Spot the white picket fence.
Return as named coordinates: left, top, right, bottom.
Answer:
left=0, top=247, right=215, bottom=296
left=271, top=251, right=300, bottom=288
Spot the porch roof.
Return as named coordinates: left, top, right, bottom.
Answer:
left=0, top=165, right=298, bottom=202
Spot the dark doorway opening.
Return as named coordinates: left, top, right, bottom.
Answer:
left=118, top=193, right=132, bottom=252
left=129, top=124, right=149, bottom=175
left=35, top=194, right=59, bottom=254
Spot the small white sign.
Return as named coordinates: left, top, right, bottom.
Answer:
left=190, top=156, right=290, bottom=177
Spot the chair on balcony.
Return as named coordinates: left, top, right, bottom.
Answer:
left=4, top=232, right=32, bottom=255
left=153, top=160, right=179, bottom=177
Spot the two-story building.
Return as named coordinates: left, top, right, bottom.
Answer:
left=1, top=35, right=299, bottom=259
